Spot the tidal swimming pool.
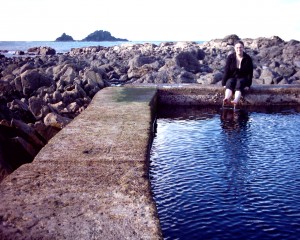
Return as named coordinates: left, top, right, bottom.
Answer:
left=150, top=105, right=300, bottom=240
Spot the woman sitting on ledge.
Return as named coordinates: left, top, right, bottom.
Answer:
left=222, top=40, right=253, bottom=108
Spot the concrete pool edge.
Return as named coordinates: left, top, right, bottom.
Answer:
left=1, top=84, right=300, bottom=239
left=156, top=84, right=300, bottom=106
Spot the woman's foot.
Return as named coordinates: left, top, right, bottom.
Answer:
left=223, top=98, right=229, bottom=105
left=231, top=100, right=238, bottom=110
left=231, top=91, right=241, bottom=110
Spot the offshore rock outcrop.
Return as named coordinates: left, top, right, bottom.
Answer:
left=55, top=30, right=128, bottom=42
left=0, top=34, right=300, bottom=180
left=81, top=30, right=128, bottom=42
left=55, top=33, right=74, bottom=42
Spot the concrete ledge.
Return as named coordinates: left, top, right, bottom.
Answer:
left=0, top=87, right=162, bottom=240
left=157, top=84, right=300, bottom=106
left=1, top=84, right=300, bottom=240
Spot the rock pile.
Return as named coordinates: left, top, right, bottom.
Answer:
left=67, top=34, right=300, bottom=86
left=0, top=34, right=299, bottom=180
left=0, top=50, right=109, bottom=179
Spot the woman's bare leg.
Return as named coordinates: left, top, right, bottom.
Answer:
left=223, top=88, right=233, bottom=107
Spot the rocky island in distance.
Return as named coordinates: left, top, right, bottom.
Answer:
left=55, top=30, right=128, bottom=42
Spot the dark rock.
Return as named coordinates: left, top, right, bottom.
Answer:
left=20, top=69, right=54, bottom=96
left=83, top=70, right=105, bottom=89
left=0, top=80, right=14, bottom=98
left=283, top=43, right=300, bottom=62
left=43, top=112, right=71, bottom=128
left=178, top=71, right=196, bottom=83
left=19, top=62, right=35, bottom=74
left=27, top=46, right=56, bottom=55
left=11, top=119, right=46, bottom=147
left=175, top=52, right=201, bottom=73
left=11, top=136, right=39, bottom=158
left=8, top=99, right=36, bottom=123
left=223, top=34, right=240, bottom=45
left=1, top=63, right=18, bottom=76
left=294, top=59, right=300, bottom=68
left=33, top=121, right=60, bottom=142
left=260, top=67, right=278, bottom=84
left=129, top=55, right=156, bottom=69
left=15, top=50, right=25, bottom=55
left=52, top=90, right=63, bottom=102
left=0, top=100, right=12, bottom=121
left=0, top=123, right=36, bottom=181
left=275, top=64, right=295, bottom=78
left=256, top=36, right=285, bottom=48
left=28, top=96, right=46, bottom=119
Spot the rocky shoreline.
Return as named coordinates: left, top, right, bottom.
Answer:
left=1, top=34, right=300, bottom=181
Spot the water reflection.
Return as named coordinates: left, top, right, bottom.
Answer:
left=220, top=108, right=251, bottom=197
left=157, top=104, right=219, bottom=120
left=220, top=108, right=249, bottom=132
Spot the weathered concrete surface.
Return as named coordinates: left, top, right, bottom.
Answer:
left=157, top=84, right=300, bottom=106
left=0, top=87, right=162, bottom=240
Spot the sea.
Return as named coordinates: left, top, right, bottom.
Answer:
left=0, top=40, right=204, bottom=57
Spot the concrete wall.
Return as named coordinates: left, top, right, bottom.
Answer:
left=157, top=84, right=300, bottom=106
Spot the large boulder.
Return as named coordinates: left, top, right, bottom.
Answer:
left=0, top=80, right=15, bottom=99
left=83, top=70, right=106, bottom=89
left=20, top=69, right=54, bottom=96
left=128, top=55, right=157, bottom=69
left=27, top=46, right=56, bottom=55
left=223, top=34, right=240, bottom=45
left=43, top=112, right=71, bottom=129
left=11, top=119, right=45, bottom=149
left=282, top=42, right=300, bottom=62
left=174, top=51, right=201, bottom=73
left=7, top=99, right=36, bottom=123
left=28, top=96, right=48, bottom=120
left=259, top=67, right=278, bottom=84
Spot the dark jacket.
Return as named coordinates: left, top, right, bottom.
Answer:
left=222, top=52, right=253, bottom=87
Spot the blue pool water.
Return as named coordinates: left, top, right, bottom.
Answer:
left=150, top=106, right=300, bottom=240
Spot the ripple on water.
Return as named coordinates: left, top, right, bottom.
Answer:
left=150, top=106, right=300, bottom=240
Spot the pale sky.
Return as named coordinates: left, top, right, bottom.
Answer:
left=1, top=0, right=300, bottom=41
